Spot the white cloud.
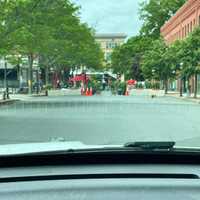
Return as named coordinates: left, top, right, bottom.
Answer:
left=71, top=0, right=143, bottom=37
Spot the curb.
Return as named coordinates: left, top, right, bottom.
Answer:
left=165, top=94, right=200, bottom=104
left=31, top=94, right=47, bottom=97
left=0, top=99, right=20, bottom=106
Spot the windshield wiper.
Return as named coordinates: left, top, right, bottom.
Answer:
left=124, top=142, right=175, bottom=151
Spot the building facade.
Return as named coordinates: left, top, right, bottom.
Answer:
left=0, top=57, right=40, bottom=90
left=161, top=0, right=200, bottom=45
left=161, top=0, right=200, bottom=94
left=95, top=33, right=127, bottom=64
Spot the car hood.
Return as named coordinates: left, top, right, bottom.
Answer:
left=0, top=142, right=121, bottom=156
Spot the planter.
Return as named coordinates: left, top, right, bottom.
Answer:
left=111, top=90, right=117, bottom=95
left=117, top=89, right=123, bottom=95
left=96, top=90, right=101, bottom=95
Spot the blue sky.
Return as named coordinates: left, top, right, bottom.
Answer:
left=72, top=0, right=143, bottom=37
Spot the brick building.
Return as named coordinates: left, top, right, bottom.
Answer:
left=161, top=0, right=200, bottom=93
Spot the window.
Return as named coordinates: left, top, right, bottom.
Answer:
left=105, top=52, right=112, bottom=62
left=199, top=15, right=200, bottom=26
left=185, top=25, right=187, bottom=36
left=106, top=42, right=117, bottom=49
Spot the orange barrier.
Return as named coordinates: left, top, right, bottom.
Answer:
left=89, top=87, right=93, bottom=96
left=85, top=88, right=89, bottom=96
left=125, top=87, right=129, bottom=96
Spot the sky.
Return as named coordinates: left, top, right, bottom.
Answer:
left=71, top=0, right=143, bottom=38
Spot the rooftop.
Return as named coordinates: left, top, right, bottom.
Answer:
left=95, top=33, right=127, bottom=39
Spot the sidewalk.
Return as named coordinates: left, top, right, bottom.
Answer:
left=0, top=99, right=20, bottom=106
left=166, top=92, right=200, bottom=104
left=129, top=89, right=165, bottom=97
left=49, top=89, right=80, bottom=96
left=7, top=89, right=81, bottom=100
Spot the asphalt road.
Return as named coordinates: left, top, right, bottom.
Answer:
left=1, top=94, right=200, bottom=147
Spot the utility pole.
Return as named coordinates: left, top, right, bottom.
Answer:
left=179, top=63, right=183, bottom=97
left=4, top=58, right=9, bottom=99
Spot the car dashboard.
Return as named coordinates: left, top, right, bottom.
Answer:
left=0, top=151, right=200, bottom=199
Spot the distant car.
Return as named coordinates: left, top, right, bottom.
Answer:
left=17, top=87, right=29, bottom=94
left=17, top=83, right=29, bottom=94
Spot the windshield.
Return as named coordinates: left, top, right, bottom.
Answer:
left=0, top=0, right=200, bottom=152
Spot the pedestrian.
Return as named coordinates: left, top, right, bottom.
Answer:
left=56, top=80, right=61, bottom=89
left=188, top=84, right=191, bottom=96
left=102, top=78, right=106, bottom=90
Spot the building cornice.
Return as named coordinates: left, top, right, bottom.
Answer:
left=95, top=33, right=127, bottom=39
left=161, top=0, right=200, bottom=35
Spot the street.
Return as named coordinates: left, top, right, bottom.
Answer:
left=1, top=93, right=200, bottom=147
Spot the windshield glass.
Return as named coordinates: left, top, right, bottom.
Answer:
left=0, top=0, right=200, bottom=151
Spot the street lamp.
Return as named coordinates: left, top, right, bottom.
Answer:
left=3, top=57, right=9, bottom=100
left=179, top=62, right=184, bottom=97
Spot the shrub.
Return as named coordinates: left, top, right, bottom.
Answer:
left=44, top=84, right=53, bottom=90
left=136, top=83, right=144, bottom=89
left=117, top=82, right=127, bottom=95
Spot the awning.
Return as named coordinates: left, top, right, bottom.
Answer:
left=69, top=75, right=89, bottom=82
left=127, top=79, right=137, bottom=85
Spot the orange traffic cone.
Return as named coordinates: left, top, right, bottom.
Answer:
left=86, top=88, right=89, bottom=96
left=89, top=87, right=93, bottom=96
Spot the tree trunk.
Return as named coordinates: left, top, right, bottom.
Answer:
left=36, top=69, right=39, bottom=94
left=28, top=54, right=33, bottom=95
left=164, top=79, right=168, bottom=94
left=183, top=77, right=186, bottom=93
left=45, top=66, right=49, bottom=86
left=180, top=78, right=183, bottom=97
left=194, top=73, right=198, bottom=98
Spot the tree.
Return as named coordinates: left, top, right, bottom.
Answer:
left=3, top=0, right=103, bottom=93
left=111, top=36, right=152, bottom=80
left=0, top=0, right=17, bottom=56
left=167, top=40, right=186, bottom=96
left=39, top=23, right=103, bottom=85
left=6, top=0, right=69, bottom=94
left=182, top=27, right=200, bottom=98
left=139, top=0, right=186, bottom=38
left=142, top=38, right=179, bottom=93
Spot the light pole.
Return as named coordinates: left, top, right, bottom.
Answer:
left=36, top=67, right=40, bottom=94
left=3, top=57, right=9, bottom=99
left=180, top=62, right=183, bottom=97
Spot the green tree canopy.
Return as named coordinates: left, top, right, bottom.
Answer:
left=185, top=27, right=200, bottom=74
left=139, top=0, right=186, bottom=38
left=111, top=35, right=152, bottom=80
left=142, top=38, right=181, bottom=93
left=1, top=0, right=103, bottom=93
